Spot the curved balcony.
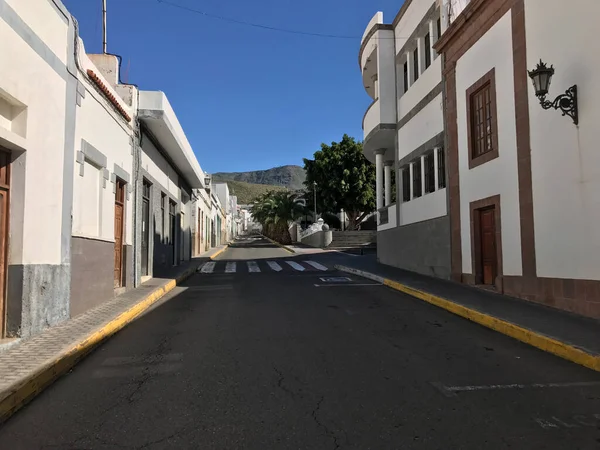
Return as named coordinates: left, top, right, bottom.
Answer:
left=359, top=12, right=394, bottom=99
left=362, top=98, right=396, bottom=163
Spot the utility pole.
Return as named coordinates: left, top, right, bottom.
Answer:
left=102, top=0, right=107, bottom=54
left=313, top=181, right=317, bottom=223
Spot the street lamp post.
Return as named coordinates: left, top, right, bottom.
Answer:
left=313, top=181, right=317, bottom=223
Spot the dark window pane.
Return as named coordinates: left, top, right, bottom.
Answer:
left=424, top=33, right=431, bottom=69
left=402, top=167, right=411, bottom=202
left=425, top=152, right=435, bottom=193
left=438, top=148, right=446, bottom=189
left=436, top=18, right=441, bottom=39
left=413, top=48, right=419, bottom=82
left=403, top=62, right=408, bottom=93
left=413, top=160, right=422, bottom=198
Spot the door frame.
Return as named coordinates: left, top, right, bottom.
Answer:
left=469, top=195, right=503, bottom=290
left=0, top=149, right=10, bottom=337
left=114, top=178, right=126, bottom=288
left=141, top=179, right=151, bottom=277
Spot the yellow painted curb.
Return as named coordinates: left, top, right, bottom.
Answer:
left=336, top=265, right=600, bottom=373
left=260, top=235, right=295, bottom=254
left=0, top=268, right=196, bottom=423
left=209, top=245, right=229, bottom=260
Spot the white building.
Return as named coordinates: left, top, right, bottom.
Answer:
left=0, top=0, right=226, bottom=340
left=431, top=0, right=600, bottom=319
left=360, top=1, right=450, bottom=278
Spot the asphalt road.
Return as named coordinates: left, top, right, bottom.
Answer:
left=1, top=235, right=600, bottom=449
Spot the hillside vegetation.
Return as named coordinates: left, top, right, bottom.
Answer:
left=225, top=180, right=287, bottom=205
left=213, top=165, right=306, bottom=191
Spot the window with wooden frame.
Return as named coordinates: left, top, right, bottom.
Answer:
left=412, top=160, right=422, bottom=198
left=424, top=33, right=431, bottom=69
left=424, top=152, right=435, bottom=194
left=437, top=148, right=446, bottom=189
left=401, top=167, right=410, bottom=202
left=413, top=48, right=419, bottom=82
left=466, top=69, right=499, bottom=169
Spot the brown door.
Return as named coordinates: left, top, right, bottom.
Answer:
left=114, top=180, right=126, bottom=288
left=0, top=150, right=9, bottom=336
left=480, top=207, right=497, bottom=285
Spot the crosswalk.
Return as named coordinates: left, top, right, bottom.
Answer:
left=197, top=260, right=331, bottom=274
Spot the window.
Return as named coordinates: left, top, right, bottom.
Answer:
left=142, top=179, right=151, bottom=200
left=437, top=148, right=446, bottom=189
left=436, top=18, right=441, bottom=41
left=401, top=167, right=411, bottom=202
left=466, top=69, right=498, bottom=168
left=424, top=152, right=435, bottom=194
left=413, top=48, right=419, bottom=82
left=424, top=33, right=431, bottom=69
left=161, top=193, right=166, bottom=242
left=412, top=160, right=422, bottom=198
left=403, top=61, right=409, bottom=93
left=169, top=200, right=176, bottom=246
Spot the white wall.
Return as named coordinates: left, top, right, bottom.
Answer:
left=378, top=204, right=397, bottom=231
left=398, top=57, right=441, bottom=120
left=397, top=93, right=443, bottom=160
left=0, top=12, right=68, bottom=265
left=73, top=48, right=135, bottom=245
left=455, top=12, right=522, bottom=276
left=400, top=188, right=446, bottom=225
left=394, top=0, right=436, bottom=56
left=525, top=0, right=600, bottom=280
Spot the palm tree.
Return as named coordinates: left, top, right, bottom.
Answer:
left=252, top=191, right=306, bottom=244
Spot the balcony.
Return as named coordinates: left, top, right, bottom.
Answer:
left=362, top=97, right=396, bottom=163
left=378, top=204, right=397, bottom=231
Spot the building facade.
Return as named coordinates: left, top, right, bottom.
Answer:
left=0, top=0, right=224, bottom=340
left=359, top=1, right=451, bottom=279
left=433, top=0, right=600, bottom=318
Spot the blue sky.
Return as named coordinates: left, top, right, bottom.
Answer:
left=63, top=0, right=401, bottom=173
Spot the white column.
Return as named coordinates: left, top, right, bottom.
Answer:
left=433, top=147, right=440, bottom=191
left=406, top=51, right=414, bottom=87
left=375, top=149, right=385, bottom=210
left=429, top=20, right=438, bottom=61
left=417, top=37, right=426, bottom=76
left=384, top=161, right=393, bottom=206
left=409, top=162, right=414, bottom=199
left=421, top=155, right=426, bottom=196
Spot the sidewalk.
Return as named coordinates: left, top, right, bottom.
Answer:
left=334, top=255, right=600, bottom=372
left=0, top=245, right=226, bottom=423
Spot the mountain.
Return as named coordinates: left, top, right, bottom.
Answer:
left=212, top=165, right=306, bottom=191
left=223, top=180, right=287, bottom=205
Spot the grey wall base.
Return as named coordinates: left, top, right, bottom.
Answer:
left=377, top=216, right=451, bottom=279
left=6, top=263, right=70, bottom=338
left=70, top=237, right=114, bottom=317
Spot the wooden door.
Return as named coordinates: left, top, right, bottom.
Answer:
left=0, top=150, right=9, bottom=336
left=480, top=207, right=497, bottom=285
left=114, top=180, right=126, bottom=288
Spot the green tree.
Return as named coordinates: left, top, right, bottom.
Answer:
left=252, top=191, right=306, bottom=244
left=303, top=134, right=376, bottom=230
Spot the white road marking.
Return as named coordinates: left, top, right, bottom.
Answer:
left=225, top=262, right=236, bottom=273
left=267, top=261, right=283, bottom=272
left=247, top=261, right=260, bottom=272
left=432, top=380, right=600, bottom=397
left=314, top=283, right=383, bottom=287
left=305, top=261, right=328, bottom=271
left=286, top=261, right=305, bottom=271
left=200, top=262, right=216, bottom=273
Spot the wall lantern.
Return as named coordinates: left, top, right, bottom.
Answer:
left=528, top=59, right=578, bottom=125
